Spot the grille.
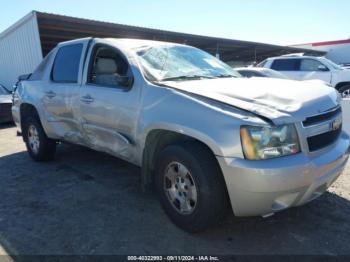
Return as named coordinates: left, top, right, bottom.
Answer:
left=307, top=125, right=342, bottom=152
left=303, top=107, right=341, bottom=127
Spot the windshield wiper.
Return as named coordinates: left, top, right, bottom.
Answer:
left=159, top=75, right=215, bottom=82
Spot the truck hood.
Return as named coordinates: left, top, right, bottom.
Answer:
left=163, top=77, right=340, bottom=125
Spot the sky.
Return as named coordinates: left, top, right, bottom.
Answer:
left=0, top=0, right=349, bottom=46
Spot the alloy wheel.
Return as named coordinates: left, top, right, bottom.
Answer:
left=163, top=161, right=198, bottom=214
left=342, top=88, right=350, bottom=98
left=27, top=124, right=40, bottom=154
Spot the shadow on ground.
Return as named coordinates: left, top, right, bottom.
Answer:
left=0, top=123, right=15, bottom=130
left=0, top=144, right=349, bottom=255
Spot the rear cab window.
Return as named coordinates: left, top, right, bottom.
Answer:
left=271, top=59, right=300, bottom=71
left=51, top=44, right=83, bottom=83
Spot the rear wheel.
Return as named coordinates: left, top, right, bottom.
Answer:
left=154, top=141, right=228, bottom=232
left=339, top=85, right=350, bottom=98
left=23, top=116, right=56, bottom=161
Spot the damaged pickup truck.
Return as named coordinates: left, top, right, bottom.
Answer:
left=12, top=38, right=350, bottom=232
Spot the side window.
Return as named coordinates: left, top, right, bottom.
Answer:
left=88, top=45, right=130, bottom=87
left=52, top=44, right=83, bottom=83
left=300, top=59, right=326, bottom=71
left=271, top=59, right=300, bottom=71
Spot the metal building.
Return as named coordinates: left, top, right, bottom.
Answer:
left=0, top=11, right=322, bottom=90
left=292, top=39, right=350, bottom=66
left=0, top=12, right=42, bottom=90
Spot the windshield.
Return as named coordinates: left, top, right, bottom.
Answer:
left=134, top=45, right=240, bottom=82
left=0, top=85, right=10, bottom=95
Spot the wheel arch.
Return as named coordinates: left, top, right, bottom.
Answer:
left=19, top=103, right=41, bottom=141
left=140, top=128, right=223, bottom=190
left=335, top=82, right=350, bottom=91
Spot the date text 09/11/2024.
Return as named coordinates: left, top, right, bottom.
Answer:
left=127, top=256, right=219, bottom=261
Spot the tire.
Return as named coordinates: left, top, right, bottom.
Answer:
left=154, top=141, right=229, bottom=232
left=23, top=116, right=56, bottom=161
left=339, top=85, right=350, bottom=98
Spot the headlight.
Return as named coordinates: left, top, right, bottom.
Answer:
left=240, top=124, right=300, bottom=160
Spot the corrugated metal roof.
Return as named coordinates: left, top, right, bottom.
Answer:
left=34, top=11, right=324, bottom=61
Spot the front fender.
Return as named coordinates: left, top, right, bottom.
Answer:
left=137, top=86, right=265, bottom=159
left=141, top=122, right=224, bottom=156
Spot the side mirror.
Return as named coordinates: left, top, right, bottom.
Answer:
left=318, top=65, right=329, bottom=72
left=116, top=76, right=134, bottom=88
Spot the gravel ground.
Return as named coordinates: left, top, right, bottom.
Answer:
left=0, top=124, right=350, bottom=256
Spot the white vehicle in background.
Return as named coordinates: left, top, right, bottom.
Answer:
left=235, top=67, right=330, bottom=86
left=341, top=63, right=350, bottom=70
left=258, top=55, right=350, bottom=97
left=235, top=67, right=289, bottom=79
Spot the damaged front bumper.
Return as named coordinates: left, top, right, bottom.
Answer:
left=217, top=131, right=350, bottom=217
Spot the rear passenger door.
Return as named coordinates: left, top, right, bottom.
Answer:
left=42, top=42, right=88, bottom=142
left=270, top=58, right=301, bottom=80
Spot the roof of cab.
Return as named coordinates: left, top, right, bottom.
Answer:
left=57, top=37, right=187, bottom=50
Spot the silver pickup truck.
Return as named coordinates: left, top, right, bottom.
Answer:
left=12, top=38, right=350, bottom=232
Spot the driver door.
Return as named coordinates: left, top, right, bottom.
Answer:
left=79, top=42, right=140, bottom=161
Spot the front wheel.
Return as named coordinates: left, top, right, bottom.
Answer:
left=154, top=142, right=229, bottom=232
left=23, top=116, right=56, bottom=161
left=339, top=85, right=350, bottom=98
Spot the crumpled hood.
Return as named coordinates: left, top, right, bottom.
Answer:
left=164, top=77, right=340, bottom=124
left=0, top=95, right=12, bottom=104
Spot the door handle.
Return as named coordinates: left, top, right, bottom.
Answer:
left=45, top=90, right=56, bottom=98
left=81, top=94, right=94, bottom=104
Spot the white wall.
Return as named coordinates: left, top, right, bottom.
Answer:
left=0, top=11, right=43, bottom=90
left=324, top=44, right=350, bottom=65
left=293, top=42, right=350, bottom=65
left=342, top=99, right=350, bottom=134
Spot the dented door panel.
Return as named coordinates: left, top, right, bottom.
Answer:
left=79, top=84, right=140, bottom=161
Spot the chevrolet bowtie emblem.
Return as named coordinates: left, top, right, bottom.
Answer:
left=330, top=118, right=342, bottom=131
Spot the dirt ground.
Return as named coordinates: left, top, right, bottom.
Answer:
left=0, top=123, right=350, bottom=256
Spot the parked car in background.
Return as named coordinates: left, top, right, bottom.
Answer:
left=12, top=38, right=349, bottom=232
left=258, top=55, right=350, bottom=97
left=236, top=67, right=289, bottom=79
left=0, top=84, right=13, bottom=123
left=236, top=67, right=331, bottom=86
left=340, top=63, right=350, bottom=70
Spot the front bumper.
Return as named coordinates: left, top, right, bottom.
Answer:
left=217, top=131, right=350, bottom=217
